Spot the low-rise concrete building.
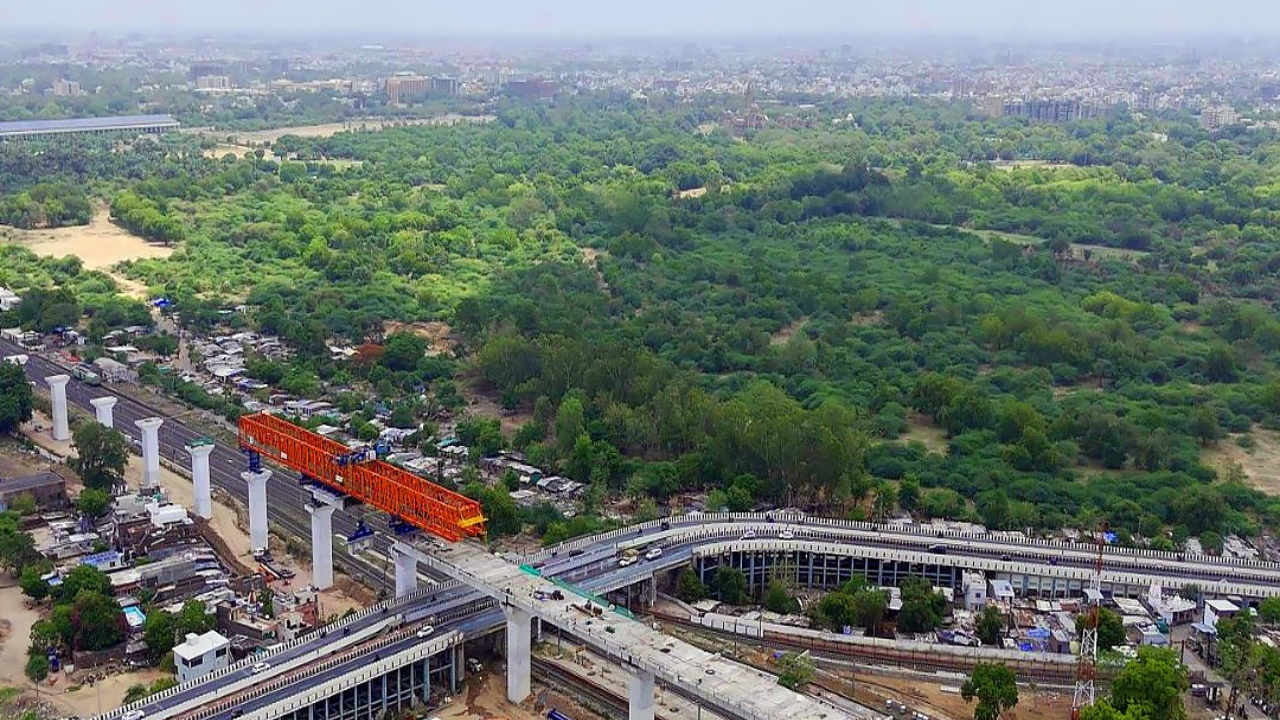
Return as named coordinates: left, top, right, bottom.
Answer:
left=0, top=470, right=67, bottom=510
left=173, top=631, right=231, bottom=683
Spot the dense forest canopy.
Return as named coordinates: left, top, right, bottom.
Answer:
left=6, top=94, right=1280, bottom=546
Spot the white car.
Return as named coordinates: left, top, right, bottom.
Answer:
left=740, top=529, right=757, bottom=540
left=780, top=529, right=795, bottom=540
left=251, top=661, right=271, bottom=674
left=416, top=625, right=435, bottom=638
left=618, top=555, right=638, bottom=568
left=645, top=547, right=663, bottom=560
left=122, top=711, right=146, bottom=720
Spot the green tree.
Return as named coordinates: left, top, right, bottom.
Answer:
left=123, top=683, right=150, bottom=704
left=977, top=605, right=1006, bottom=646
left=961, top=662, right=1019, bottom=720
left=715, top=566, right=748, bottom=605
left=1108, top=646, right=1188, bottom=720
left=19, top=565, right=48, bottom=601
left=1077, top=608, right=1127, bottom=651
left=977, top=489, right=1011, bottom=531
left=8, top=492, right=36, bottom=516
left=776, top=651, right=815, bottom=691
left=69, top=423, right=129, bottom=492
left=259, top=586, right=275, bottom=618
left=69, top=590, right=125, bottom=651
left=56, top=564, right=112, bottom=605
left=816, top=591, right=858, bottom=632
left=897, top=577, right=945, bottom=633
left=473, top=485, right=521, bottom=538
left=178, top=600, right=215, bottom=636
left=0, top=511, right=37, bottom=574
left=0, top=361, right=34, bottom=434
left=455, top=417, right=504, bottom=457
left=49, top=605, right=74, bottom=648
left=76, top=487, right=112, bottom=518
left=898, top=477, right=922, bottom=513
left=29, top=619, right=60, bottom=654
left=764, top=579, right=798, bottom=615
left=24, top=654, right=49, bottom=684
left=1079, top=700, right=1143, bottom=720
left=1259, top=597, right=1280, bottom=625
left=555, top=395, right=586, bottom=456
left=0, top=358, right=33, bottom=430
left=677, top=568, right=707, bottom=603
left=852, top=587, right=889, bottom=635
left=381, top=333, right=428, bottom=373
left=1190, top=407, right=1221, bottom=446
left=143, top=609, right=177, bottom=661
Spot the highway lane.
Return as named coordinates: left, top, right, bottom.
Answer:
left=12, top=335, right=1280, bottom=590
left=116, top=531, right=692, bottom=719
left=3, top=337, right=400, bottom=589
left=107, top=509, right=1280, bottom=720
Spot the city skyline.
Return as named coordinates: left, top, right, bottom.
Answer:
left=4, top=0, right=1280, bottom=39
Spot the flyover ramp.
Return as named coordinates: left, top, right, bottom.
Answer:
left=416, top=541, right=877, bottom=720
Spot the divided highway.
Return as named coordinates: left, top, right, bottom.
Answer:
left=1, top=337, right=397, bottom=589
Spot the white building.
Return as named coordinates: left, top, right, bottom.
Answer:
left=1204, top=599, right=1241, bottom=629
left=173, top=631, right=230, bottom=683
left=0, top=288, right=20, bottom=311
left=962, top=572, right=988, bottom=610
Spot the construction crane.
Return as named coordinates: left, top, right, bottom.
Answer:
left=237, top=412, right=485, bottom=542
left=1073, top=520, right=1108, bottom=719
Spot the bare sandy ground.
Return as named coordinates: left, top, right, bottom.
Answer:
left=206, top=115, right=492, bottom=146
left=0, top=206, right=172, bottom=271
left=0, top=581, right=39, bottom=691
left=1203, top=428, right=1280, bottom=495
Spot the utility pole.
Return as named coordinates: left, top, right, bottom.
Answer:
left=1073, top=521, right=1107, bottom=719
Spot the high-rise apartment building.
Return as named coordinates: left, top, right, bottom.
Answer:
left=385, top=76, right=430, bottom=104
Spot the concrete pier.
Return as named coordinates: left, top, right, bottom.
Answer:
left=185, top=441, right=214, bottom=519
left=135, top=417, right=164, bottom=488
left=242, top=469, right=271, bottom=552
left=45, top=375, right=70, bottom=441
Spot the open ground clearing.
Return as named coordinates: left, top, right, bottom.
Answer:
left=0, top=207, right=172, bottom=272
left=1202, top=428, right=1280, bottom=495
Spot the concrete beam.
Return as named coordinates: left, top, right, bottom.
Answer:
left=242, top=469, right=271, bottom=552
left=89, top=396, right=117, bottom=428
left=135, top=417, right=164, bottom=488
left=45, top=375, right=70, bottom=441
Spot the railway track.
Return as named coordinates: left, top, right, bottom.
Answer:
left=653, top=612, right=1080, bottom=684
left=532, top=657, right=655, bottom=720
left=14, top=340, right=395, bottom=590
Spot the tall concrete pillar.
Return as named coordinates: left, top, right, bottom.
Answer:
left=453, top=643, right=466, bottom=692
left=505, top=607, right=532, bottom=704
left=241, top=469, right=271, bottom=552
left=45, top=375, right=70, bottom=441
left=90, top=396, right=117, bottom=428
left=185, top=442, right=214, bottom=519
left=135, top=417, right=163, bottom=488
left=307, top=501, right=339, bottom=590
left=394, top=544, right=417, bottom=598
left=628, top=669, right=656, bottom=720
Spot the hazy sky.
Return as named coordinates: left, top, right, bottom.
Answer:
left=2, top=0, right=1278, bottom=38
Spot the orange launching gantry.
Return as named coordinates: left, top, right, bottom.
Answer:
left=237, top=412, right=486, bottom=542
